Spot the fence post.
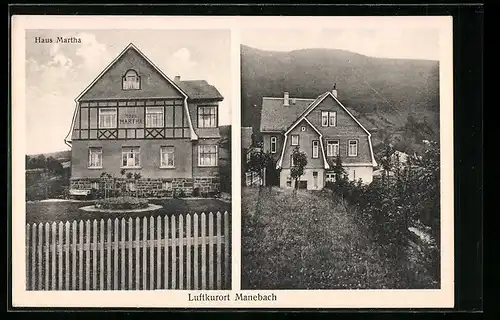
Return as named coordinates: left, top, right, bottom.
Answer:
left=149, top=216, right=154, bottom=290
left=121, top=218, right=126, bottom=290
left=107, top=219, right=112, bottom=290
left=26, top=223, right=30, bottom=290
left=208, top=212, right=214, bottom=289
left=92, top=220, right=97, bottom=290
left=99, top=219, right=104, bottom=290
left=179, top=214, right=184, bottom=290
left=31, top=223, right=37, bottom=290
left=164, top=215, right=169, bottom=289
left=193, top=213, right=199, bottom=290
left=51, top=222, right=56, bottom=290
left=142, top=216, right=147, bottom=290
left=72, top=221, right=77, bottom=290
left=113, top=218, right=119, bottom=290
left=135, top=217, right=140, bottom=290
left=186, top=214, right=191, bottom=290
left=156, top=216, right=161, bottom=289
left=65, top=221, right=70, bottom=290
left=201, top=212, right=206, bottom=290
left=224, top=211, right=229, bottom=289
left=128, top=217, right=133, bottom=290
left=58, top=222, right=63, bottom=290
left=171, top=215, right=176, bottom=289
left=85, top=220, right=90, bottom=290
left=44, top=223, right=49, bottom=290
left=216, top=211, right=222, bottom=290
left=37, top=223, right=43, bottom=291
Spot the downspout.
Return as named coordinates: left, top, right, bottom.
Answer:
left=64, top=101, right=79, bottom=148
left=183, top=96, right=198, bottom=141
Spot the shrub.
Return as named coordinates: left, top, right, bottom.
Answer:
left=95, top=196, right=149, bottom=210
left=192, top=187, right=200, bottom=197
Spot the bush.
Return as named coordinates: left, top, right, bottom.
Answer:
left=192, top=187, right=200, bottom=197
left=95, top=196, right=149, bottom=210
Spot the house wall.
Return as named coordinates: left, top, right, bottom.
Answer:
left=282, top=119, right=324, bottom=169
left=71, top=139, right=193, bottom=179
left=262, top=132, right=283, bottom=159
left=279, top=168, right=325, bottom=190
left=306, top=94, right=372, bottom=165
left=343, top=165, right=374, bottom=184
left=188, top=102, right=221, bottom=138
left=78, top=48, right=184, bottom=101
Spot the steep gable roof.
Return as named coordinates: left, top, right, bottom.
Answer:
left=260, top=97, right=315, bottom=132
left=285, top=91, right=371, bottom=136
left=75, top=43, right=188, bottom=102
left=174, top=80, right=224, bottom=101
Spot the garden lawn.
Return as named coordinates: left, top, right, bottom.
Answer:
left=241, top=187, right=401, bottom=290
left=26, top=198, right=231, bottom=224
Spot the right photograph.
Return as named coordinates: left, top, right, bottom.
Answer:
left=240, top=28, right=441, bottom=290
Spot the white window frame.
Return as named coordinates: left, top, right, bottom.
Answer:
left=88, top=147, right=102, bottom=168
left=122, top=70, right=140, bottom=90
left=326, top=140, right=340, bottom=157
left=286, top=176, right=292, bottom=188
left=270, top=136, right=277, bottom=153
left=198, top=145, right=218, bottom=167
left=99, top=108, right=117, bottom=129
left=291, top=134, right=299, bottom=146
left=325, top=172, right=335, bottom=182
left=313, top=171, right=318, bottom=188
left=160, top=146, right=175, bottom=168
left=329, top=111, right=337, bottom=127
left=301, top=126, right=306, bottom=132
left=348, top=140, right=358, bottom=157
left=290, top=154, right=295, bottom=167
left=121, top=146, right=141, bottom=168
left=312, top=140, right=319, bottom=159
left=321, top=111, right=329, bottom=127
left=198, top=106, right=217, bottom=128
left=146, top=107, right=164, bottom=128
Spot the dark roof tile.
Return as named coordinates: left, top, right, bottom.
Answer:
left=175, top=80, right=224, bottom=101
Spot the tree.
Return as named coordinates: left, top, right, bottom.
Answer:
left=247, top=149, right=272, bottom=188
left=331, top=155, right=348, bottom=183
left=290, top=147, right=308, bottom=192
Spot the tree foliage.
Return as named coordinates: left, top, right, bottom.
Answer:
left=325, top=140, right=441, bottom=286
left=290, top=147, right=308, bottom=190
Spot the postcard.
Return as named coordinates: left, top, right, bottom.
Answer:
left=11, top=15, right=453, bottom=308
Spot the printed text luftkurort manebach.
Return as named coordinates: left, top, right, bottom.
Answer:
left=188, top=293, right=277, bottom=302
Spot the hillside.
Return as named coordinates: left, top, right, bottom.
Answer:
left=241, top=45, right=440, bottom=154
left=28, top=150, right=71, bottom=161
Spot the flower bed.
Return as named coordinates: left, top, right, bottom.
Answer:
left=95, top=196, right=149, bottom=210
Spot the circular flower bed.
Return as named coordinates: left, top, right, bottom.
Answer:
left=94, top=196, right=149, bottom=210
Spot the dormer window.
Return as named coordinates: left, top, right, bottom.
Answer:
left=122, top=69, right=141, bottom=90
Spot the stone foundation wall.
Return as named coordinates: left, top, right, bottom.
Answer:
left=70, top=176, right=220, bottom=197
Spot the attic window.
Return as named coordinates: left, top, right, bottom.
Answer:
left=122, top=69, right=141, bottom=90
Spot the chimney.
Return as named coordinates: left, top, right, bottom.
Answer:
left=332, top=83, right=338, bottom=98
left=174, top=75, right=181, bottom=82
left=283, top=92, right=290, bottom=106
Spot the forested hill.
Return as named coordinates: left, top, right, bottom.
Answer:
left=241, top=45, right=440, bottom=154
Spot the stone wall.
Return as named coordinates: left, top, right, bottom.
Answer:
left=70, top=176, right=220, bottom=198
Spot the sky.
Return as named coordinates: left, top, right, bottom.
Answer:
left=25, top=29, right=231, bottom=155
left=241, top=28, right=440, bottom=61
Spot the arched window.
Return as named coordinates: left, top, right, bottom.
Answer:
left=122, top=69, right=141, bottom=90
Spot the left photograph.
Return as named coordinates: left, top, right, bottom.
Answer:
left=24, top=29, right=232, bottom=290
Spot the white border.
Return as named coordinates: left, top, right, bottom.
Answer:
left=12, top=15, right=453, bottom=308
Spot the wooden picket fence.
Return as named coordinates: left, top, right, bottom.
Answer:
left=25, top=212, right=231, bottom=291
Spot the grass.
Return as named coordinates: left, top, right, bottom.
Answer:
left=241, top=187, right=430, bottom=289
left=26, top=198, right=231, bottom=224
